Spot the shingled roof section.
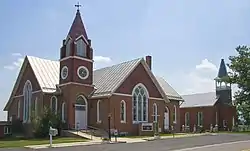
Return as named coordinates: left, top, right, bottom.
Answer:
left=180, top=92, right=218, bottom=108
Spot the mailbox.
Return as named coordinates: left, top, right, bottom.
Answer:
left=49, top=127, right=58, bottom=136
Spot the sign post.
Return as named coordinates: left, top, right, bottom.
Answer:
left=49, top=126, right=58, bottom=148
left=114, top=129, right=118, bottom=142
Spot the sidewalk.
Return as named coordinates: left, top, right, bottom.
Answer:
left=25, top=133, right=215, bottom=149
left=25, top=140, right=102, bottom=149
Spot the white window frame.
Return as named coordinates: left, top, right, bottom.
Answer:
left=120, top=100, right=126, bottom=123
left=23, top=80, right=32, bottom=123
left=62, top=102, right=65, bottom=122
left=50, top=96, right=58, bottom=114
left=185, top=112, right=190, bottom=127
left=4, top=126, right=10, bottom=134
left=17, top=100, right=20, bottom=119
left=34, top=97, right=38, bottom=116
left=197, top=112, right=203, bottom=126
left=132, top=83, right=149, bottom=124
left=76, top=38, right=86, bottom=57
left=153, top=103, right=158, bottom=122
left=173, top=105, right=177, bottom=124
left=97, top=100, right=101, bottom=123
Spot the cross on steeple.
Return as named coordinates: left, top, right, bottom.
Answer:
left=75, top=2, right=82, bottom=11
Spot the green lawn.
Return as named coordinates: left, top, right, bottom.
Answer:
left=0, top=137, right=88, bottom=148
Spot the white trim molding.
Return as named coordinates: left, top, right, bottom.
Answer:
left=12, top=90, right=42, bottom=98
left=77, top=66, right=89, bottom=80
left=120, top=100, right=126, bottom=123
left=60, top=56, right=93, bottom=63
left=96, top=100, right=101, bottom=123
left=58, top=82, right=95, bottom=88
left=112, top=93, right=164, bottom=101
left=61, top=66, right=69, bottom=80
left=50, top=96, right=58, bottom=114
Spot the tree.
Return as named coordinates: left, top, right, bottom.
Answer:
left=31, top=106, right=62, bottom=138
left=225, top=45, right=250, bottom=125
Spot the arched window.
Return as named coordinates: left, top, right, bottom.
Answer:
left=185, top=112, right=190, bottom=127
left=173, top=105, right=177, bottom=124
left=62, top=102, right=66, bottom=122
left=120, top=100, right=126, bottom=123
left=153, top=103, right=158, bottom=122
left=23, top=80, right=32, bottom=123
left=132, top=83, right=149, bottom=123
left=65, top=39, right=71, bottom=57
left=197, top=112, right=203, bottom=126
left=34, top=97, right=38, bottom=116
left=17, top=100, right=20, bottom=119
left=50, top=96, right=57, bottom=114
left=97, top=100, right=101, bottom=123
left=76, top=39, right=86, bottom=57
left=76, top=95, right=86, bottom=105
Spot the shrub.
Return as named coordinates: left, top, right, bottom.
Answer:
left=11, top=118, right=24, bottom=135
left=31, top=106, right=62, bottom=138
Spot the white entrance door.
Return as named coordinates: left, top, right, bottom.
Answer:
left=75, top=105, right=87, bottom=130
left=164, top=107, right=170, bottom=130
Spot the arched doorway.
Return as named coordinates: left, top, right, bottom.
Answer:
left=164, top=107, right=170, bottom=131
left=75, top=95, right=88, bottom=130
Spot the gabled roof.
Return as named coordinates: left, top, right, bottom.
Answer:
left=4, top=55, right=182, bottom=110
left=180, top=92, right=218, bottom=108
left=67, top=10, right=88, bottom=40
left=156, top=76, right=183, bottom=101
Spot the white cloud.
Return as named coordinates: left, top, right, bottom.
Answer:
left=195, top=59, right=217, bottom=71
left=11, top=53, right=22, bottom=57
left=176, top=59, right=218, bottom=95
left=4, top=53, right=24, bottom=71
left=93, top=56, right=112, bottom=70
left=94, top=56, right=112, bottom=63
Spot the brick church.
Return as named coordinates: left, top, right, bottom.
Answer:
left=180, top=59, right=237, bottom=132
left=4, top=9, right=184, bottom=136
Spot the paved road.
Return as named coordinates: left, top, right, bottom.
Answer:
left=2, top=133, right=250, bottom=151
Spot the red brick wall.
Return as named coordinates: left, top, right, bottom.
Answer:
left=115, top=63, right=162, bottom=98
left=180, top=105, right=237, bottom=132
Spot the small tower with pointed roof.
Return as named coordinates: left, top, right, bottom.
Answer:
left=59, top=5, right=93, bottom=86
left=214, top=59, right=232, bottom=105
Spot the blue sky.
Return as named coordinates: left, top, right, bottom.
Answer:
left=0, top=0, right=250, bottom=120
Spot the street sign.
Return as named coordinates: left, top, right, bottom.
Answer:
left=114, top=129, right=118, bottom=136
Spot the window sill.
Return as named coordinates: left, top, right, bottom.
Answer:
left=132, top=121, right=148, bottom=124
left=120, top=121, right=126, bottom=124
left=96, top=121, right=102, bottom=124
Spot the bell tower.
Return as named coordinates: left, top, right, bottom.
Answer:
left=59, top=5, right=93, bottom=86
left=214, top=59, right=232, bottom=105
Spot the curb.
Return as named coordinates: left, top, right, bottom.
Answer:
left=24, top=142, right=103, bottom=149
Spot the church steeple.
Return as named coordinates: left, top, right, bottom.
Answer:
left=217, top=59, right=228, bottom=78
left=215, top=58, right=230, bottom=90
left=214, top=58, right=232, bottom=105
left=59, top=4, right=93, bottom=86
left=67, top=9, right=88, bottom=41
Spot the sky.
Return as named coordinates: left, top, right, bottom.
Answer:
left=0, top=0, right=250, bottom=120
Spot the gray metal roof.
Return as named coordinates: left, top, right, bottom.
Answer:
left=156, top=76, right=183, bottom=101
left=180, top=92, right=218, bottom=108
left=24, top=56, right=181, bottom=100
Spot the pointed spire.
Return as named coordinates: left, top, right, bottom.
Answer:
left=67, top=5, right=88, bottom=41
left=217, top=59, right=228, bottom=78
